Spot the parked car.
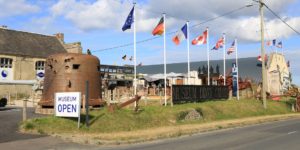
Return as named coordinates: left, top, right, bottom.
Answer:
left=0, top=98, right=7, bottom=107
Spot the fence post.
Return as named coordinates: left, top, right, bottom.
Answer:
left=159, top=91, right=162, bottom=105
left=171, top=85, right=173, bottom=107
left=22, top=99, right=27, bottom=121
left=8, top=92, right=11, bottom=105
left=85, top=81, right=89, bottom=128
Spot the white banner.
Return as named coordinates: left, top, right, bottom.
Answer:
left=0, top=68, right=13, bottom=81
left=55, top=92, right=81, bottom=118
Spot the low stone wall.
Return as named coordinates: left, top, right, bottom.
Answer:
left=0, top=84, right=32, bottom=96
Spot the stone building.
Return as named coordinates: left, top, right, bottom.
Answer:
left=0, top=27, right=82, bottom=98
left=267, top=53, right=291, bottom=95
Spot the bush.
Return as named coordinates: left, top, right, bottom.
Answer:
left=176, top=111, right=189, bottom=121
left=24, top=122, right=35, bottom=130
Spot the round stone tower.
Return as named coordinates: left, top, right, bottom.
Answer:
left=39, top=53, right=102, bottom=107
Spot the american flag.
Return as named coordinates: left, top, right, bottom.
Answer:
left=227, top=41, right=235, bottom=55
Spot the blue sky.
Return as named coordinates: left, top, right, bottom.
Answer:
left=0, top=0, right=299, bottom=85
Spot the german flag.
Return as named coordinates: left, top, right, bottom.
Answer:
left=152, top=17, right=164, bottom=36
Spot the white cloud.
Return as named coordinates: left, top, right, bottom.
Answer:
left=50, top=0, right=132, bottom=31
left=199, top=16, right=300, bottom=42
left=48, top=0, right=300, bottom=42
left=0, top=0, right=39, bottom=17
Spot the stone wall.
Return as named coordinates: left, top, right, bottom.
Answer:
left=63, top=42, right=83, bottom=54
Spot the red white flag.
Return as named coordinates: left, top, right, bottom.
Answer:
left=191, top=30, right=208, bottom=45
left=266, top=40, right=271, bottom=46
left=257, top=55, right=268, bottom=62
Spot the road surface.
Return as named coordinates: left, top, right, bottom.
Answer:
left=0, top=107, right=299, bottom=150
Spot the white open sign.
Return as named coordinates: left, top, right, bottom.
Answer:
left=55, top=92, right=81, bottom=118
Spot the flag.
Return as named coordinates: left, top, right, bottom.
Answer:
left=272, top=39, right=276, bottom=46
left=129, top=56, right=133, bottom=61
left=152, top=17, right=164, bottom=36
left=227, top=41, right=235, bottom=55
left=211, top=37, right=224, bottom=50
left=287, top=60, right=290, bottom=67
left=122, top=55, right=127, bottom=60
left=191, top=30, right=208, bottom=45
left=266, top=40, right=272, bottom=46
left=276, top=41, right=282, bottom=48
left=211, top=46, right=218, bottom=50
left=122, top=7, right=134, bottom=31
left=257, top=55, right=268, bottom=62
left=172, top=24, right=187, bottom=45
left=138, top=62, right=142, bottom=66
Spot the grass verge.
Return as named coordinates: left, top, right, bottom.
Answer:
left=20, top=99, right=298, bottom=145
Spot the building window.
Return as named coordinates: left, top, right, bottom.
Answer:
left=73, top=64, right=80, bottom=70
left=0, top=58, right=13, bottom=68
left=35, top=61, right=45, bottom=70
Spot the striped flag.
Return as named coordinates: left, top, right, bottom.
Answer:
left=227, top=41, right=235, bottom=55
left=152, top=17, right=164, bottom=36
left=172, top=24, right=187, bottom=45
left=258, top=55, right=268, bottom=62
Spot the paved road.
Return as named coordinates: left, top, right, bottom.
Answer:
left=0, top=107, right=299, bottom=150
left=100, top=118, right=300, bottom=150
left=0, top=106, right=45, bottom=143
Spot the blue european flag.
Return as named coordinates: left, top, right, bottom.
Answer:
left=122, top=7, right=134, bottom=31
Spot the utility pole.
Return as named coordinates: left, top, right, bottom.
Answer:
left=259, top=0, right=267, bottom=109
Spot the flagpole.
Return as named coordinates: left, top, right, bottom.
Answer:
left=235, top=38, right=239, bottom=100
left=223, top=33, right=226, bottom=86
left=207, top=27, right=210, bottom=85
left=133, top=3, right=137, bottom=106
left=187, top=21, right=190, bottom=85
left=163, top=13, right=167, bottom=106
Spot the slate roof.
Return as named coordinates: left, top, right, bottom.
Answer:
left=137, top=57, right=262, bottom=82
left=0, top=28, right=67, bottom=58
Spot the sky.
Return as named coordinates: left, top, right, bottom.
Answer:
left=0, top=0, right=299, bottom=85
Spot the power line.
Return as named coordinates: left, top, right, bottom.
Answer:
left=191, top=4, right=253, bottom=29
left=259, top=1, right=300, bottom=35
left=91, top=4, right=253, bottom=53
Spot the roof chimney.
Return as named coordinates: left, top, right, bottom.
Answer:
left=54, top=33, right=64, bottom=43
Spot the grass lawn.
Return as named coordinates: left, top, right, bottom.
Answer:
left=21, top=99, right=294, bottom=135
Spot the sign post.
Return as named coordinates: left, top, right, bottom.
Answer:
left=55, top=92, right=81, bottom=128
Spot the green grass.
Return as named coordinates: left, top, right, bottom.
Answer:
left=21, top=99, right=294, bottom=134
